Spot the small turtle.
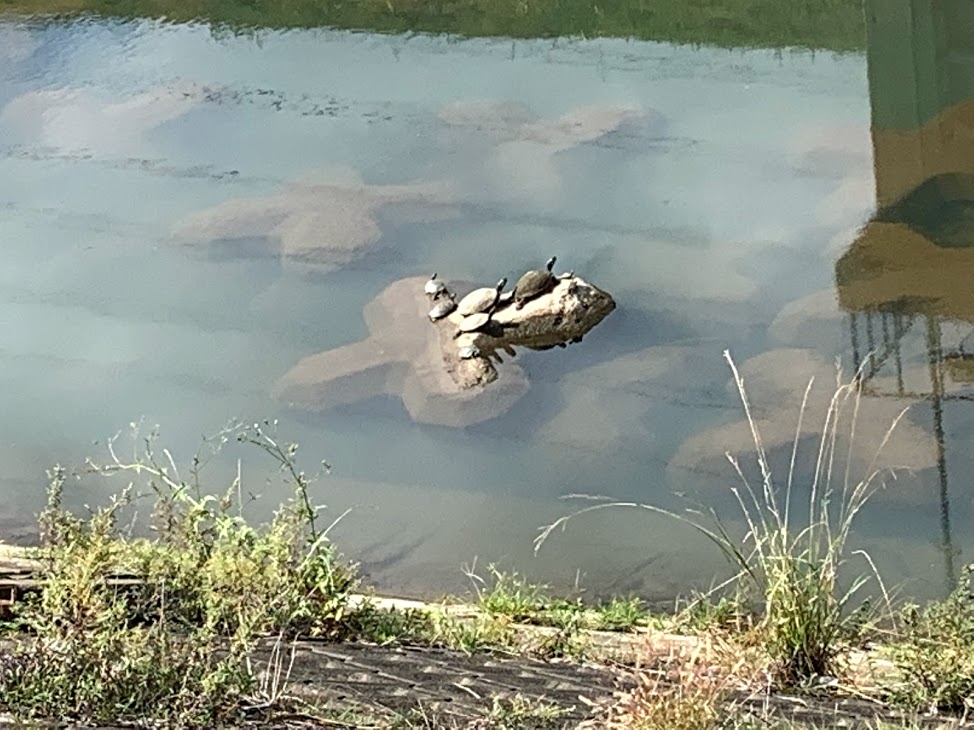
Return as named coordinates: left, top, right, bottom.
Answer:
left=424, top=272, right=446, bottom=299
left=453, top=311, right=491, bottom=338
left=427, top=292, right=456, bottom=322
left=514, top=256, right=557, bottom=309
left=456, top=278, right=507, bottom=317
left=458, top=345, right=481, bottom=360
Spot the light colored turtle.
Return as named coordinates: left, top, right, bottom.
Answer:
left=453, top=311, right=491, bottom=338
left=427, top=293, right=456, bottom=322
left=514, top=256, right=557, bottom=309
left=456, top=278, right=507, bottom=316
left=458, top=345, right=481, bottom=360
left=424, top=272, right=446, bottom=299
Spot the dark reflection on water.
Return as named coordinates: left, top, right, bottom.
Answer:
left=835, top=0, right=974, bottom=594
left=1, top=9, right=972, bottom=602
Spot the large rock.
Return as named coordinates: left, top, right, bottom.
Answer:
left=447, top=274, right=617, bottom=374
left=274, top=274, right=616, bottom=428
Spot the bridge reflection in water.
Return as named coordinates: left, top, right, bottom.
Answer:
left=836, top=0, right=974, bottom=591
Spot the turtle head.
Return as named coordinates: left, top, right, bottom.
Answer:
left=546, top=256, right=557, bottom=272
left=496, top=278, right=508, bottom=291
left=430, top=272, right=438, bottom=280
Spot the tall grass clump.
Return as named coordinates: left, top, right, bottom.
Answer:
left=537, top=351, right=906, bottom=685
left=0, top=420, right=356, bottom=727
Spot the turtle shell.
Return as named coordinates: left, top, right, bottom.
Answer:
left=456, top=312, right=490, bottom=333
left=458, top=345, right=481, bottom=360
left=514, top=269, right=556, bottom=304
left=425, top=273, right=446, bottom=298
left=456, top=286, right=500, bottom=316
left=428, top=297, right=456, bottom=322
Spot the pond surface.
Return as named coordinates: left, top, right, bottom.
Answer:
left=1, top=13, right=972, bottom=602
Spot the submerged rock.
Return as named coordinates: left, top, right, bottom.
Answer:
left=274, top=273, right=616, bottom=427
left=172, top=169, right=456, bottom=275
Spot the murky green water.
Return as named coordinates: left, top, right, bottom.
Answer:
left=1, top=3, right=972, bottom=601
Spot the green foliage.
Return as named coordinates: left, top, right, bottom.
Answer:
left=474, top=565, right=548, bottom=621
left=0, top=421, right=356, bottom=727
left=0, top=0, right=865, bottom=51
left=346, top=603, right=439, bottom=646
left=470, top=565, right=651, bottom=634
left=889, top=564, right=974, bottom=712
left=347, top=602, right=520, bottom=654
left=593, top=596, right=651, bottom=631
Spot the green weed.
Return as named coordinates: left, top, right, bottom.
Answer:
left=593, top=596, right=651, bottom=631
left=888, top=564, right=974, bottom=713
left=472, top=565, right=548, bottom=621
left=0, top=421, right=356, bottom=727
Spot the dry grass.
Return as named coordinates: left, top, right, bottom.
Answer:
left=585, top=633, right=770, bottom=730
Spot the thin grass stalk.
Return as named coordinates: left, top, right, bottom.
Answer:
left=785, top=377, right=815, bottom=542
left=723, top=351, right=783, bottom=532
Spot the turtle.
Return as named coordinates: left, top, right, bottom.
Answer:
left=513, top=256, right=557, bottom=309
left=427, top=293, right=457, bottom=322
left=458, top=345, right=481, bottom=360
left=453, top=312, right=491, bottom=338
left=424, top=272, right=446, bottom=299
left=456, top=278, right=507, bottom=317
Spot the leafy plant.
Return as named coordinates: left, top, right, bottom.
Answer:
left=470, top=565, right=549, bottom=621
left=0, top=421, right=356, bottom=727
left=888, top=564, right=974, bottom=712
left=593, top=596, right=651, bottom=631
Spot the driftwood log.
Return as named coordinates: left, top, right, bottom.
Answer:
left=274, top=274, right=615, bottom=427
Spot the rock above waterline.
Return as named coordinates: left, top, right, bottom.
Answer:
left=274, top=274, right=615, bottom=427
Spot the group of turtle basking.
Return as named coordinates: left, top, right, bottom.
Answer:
left=423, top=256, right=568, bottom=360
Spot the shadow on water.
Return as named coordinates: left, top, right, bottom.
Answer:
left=834, top=0, right=974, bottom=595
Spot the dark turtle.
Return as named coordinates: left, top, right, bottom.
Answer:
left=514, top=256, right=557, bottom=309
left=427, top=293, right=456, bottom=322
left=456, top=278, right=507, bottom=316
left=453, top=311, right=491, bottom=338
left=458, top=345, right=481, bottom=360
left=424, top=272, right=446, bottom=299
